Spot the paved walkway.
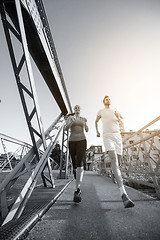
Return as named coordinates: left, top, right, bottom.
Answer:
left=26, top=171, right=160, bottom=240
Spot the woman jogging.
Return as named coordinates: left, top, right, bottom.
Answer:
left=64, top=105, right=88, bottom=203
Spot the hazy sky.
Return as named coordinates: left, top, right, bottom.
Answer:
left=1, top=0, right=160, bottom=153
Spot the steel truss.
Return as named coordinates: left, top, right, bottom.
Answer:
left=1, top=114, right=64, bottom=225
left=0, top=0, right=72, bottom=225
left=122, top=116, right=160, bottom=199
left=59, top=128, right=71, bottom=179
left=1, top=0, right=53, bottom=184
left=0, top=133, right=32, bottom=171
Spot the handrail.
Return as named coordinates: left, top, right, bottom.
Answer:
left=123, top=116, right=160, bottom=143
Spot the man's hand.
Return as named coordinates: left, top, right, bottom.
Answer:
left=95, top=115, right=101, bottom=137
left=96, top=131, right=100, bottom=137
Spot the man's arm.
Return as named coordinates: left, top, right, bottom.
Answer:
left=114, top=111, right=125, bottom=132
left=114, top=111, right=123, bottom=120
left=95, top=115, right=101, bottom=137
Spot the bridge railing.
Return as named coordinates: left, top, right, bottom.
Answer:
left=0, top=133, right=32, bottom=171
left=122, top=116, right=160, bottom=199
left=0, top=114, right=67, bottom=224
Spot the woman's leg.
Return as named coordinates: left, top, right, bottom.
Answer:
left=69, top=141, right=77, bottom=169
left=76, top=167, right=84, bottom=189
left=75, top=140, right=86, bottom=190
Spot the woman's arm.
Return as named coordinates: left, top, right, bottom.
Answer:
left=64, top=116, right=75, bottom=131
left=84, top=118, right=89, bottom=132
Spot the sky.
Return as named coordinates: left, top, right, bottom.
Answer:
left=1, top=0, right=160, bottom=153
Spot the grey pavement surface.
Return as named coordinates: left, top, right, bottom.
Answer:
left=26, top=171, right=160, bottom=240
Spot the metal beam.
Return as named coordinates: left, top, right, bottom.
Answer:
left=1, top=0, right=72, bottom=115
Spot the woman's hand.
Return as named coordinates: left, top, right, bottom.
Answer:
left=64, top=115, right=75, bottom=131
left=82, top=118, right=89, bottom=132
left=69, top=116, right=76, bottom=123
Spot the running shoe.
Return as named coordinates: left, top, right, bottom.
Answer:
left=73, top=188, right=81, bottom=203
left=121, top=193, right=135, bottom=208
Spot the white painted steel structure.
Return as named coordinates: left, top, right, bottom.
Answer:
left=0, top=0, right=72, bottom=225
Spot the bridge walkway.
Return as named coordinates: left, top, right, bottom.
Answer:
left=26, top=171, right=160, bottom=240
left=0, top=171, right=160, bottom=240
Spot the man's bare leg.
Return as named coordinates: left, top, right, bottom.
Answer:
left=108, top=151, right=134, bottom=208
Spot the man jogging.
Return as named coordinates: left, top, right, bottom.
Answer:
left=95, top=95, right=134, bottom=208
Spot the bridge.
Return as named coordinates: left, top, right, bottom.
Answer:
left=0, top=0, right=160, bottom=239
